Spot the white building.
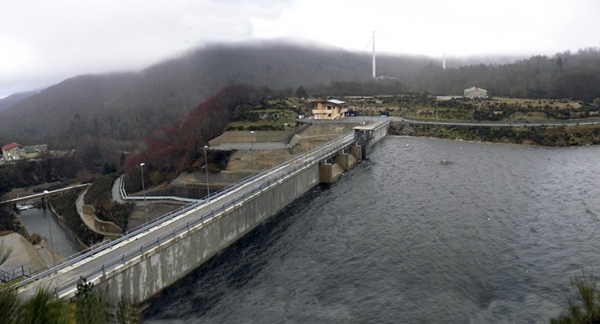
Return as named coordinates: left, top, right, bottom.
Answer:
left=464, top=86, right=488, bottom=99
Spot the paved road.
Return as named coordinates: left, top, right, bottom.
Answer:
left=16, top=132, right=356, bottom=299
left=338, top=116, right=600, bottom=127
left=111, top=176, right=124, bottom=203
left=213, top=142, right=289, bottom=150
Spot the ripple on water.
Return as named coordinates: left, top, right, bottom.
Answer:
left=144, top=137, right=600, bottom=324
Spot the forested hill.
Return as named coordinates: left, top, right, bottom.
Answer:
left=0, top=42, right=599, bottom=148
left=0, top=42, right=438, bottom=147
left=0, top=90, right=38, bottom=112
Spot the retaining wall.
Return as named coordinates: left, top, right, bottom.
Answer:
left=81, top=205, right=123, bottom=236
left=96, top=163, right=321, bottom=303
left=209, top=131, right=286, bottom=145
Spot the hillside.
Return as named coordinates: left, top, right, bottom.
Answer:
left=0, top=42, right=599, bottom=148
left=0, top=90, right=38, bottom=112
left=0, top=42, right=452, bottom=147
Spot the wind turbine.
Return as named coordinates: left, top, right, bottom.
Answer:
left=367, top=31, right=377, bottom=78
left=443, top=51, right=446, bottom=69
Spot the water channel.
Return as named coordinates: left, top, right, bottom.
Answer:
left=18, top=208, right=79, bottom=264
left=142, top=136, right=600, bottom=322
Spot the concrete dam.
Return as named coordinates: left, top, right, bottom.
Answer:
left=14, top=120, right=390, bottom=304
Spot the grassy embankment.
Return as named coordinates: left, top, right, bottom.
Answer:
left=50, top=190, right=104, bottom=247
left=84, top=174, right=134, bottom=231
left=390, top=123, right=600, bottom=146
left=226, top=98, right=304, bottom=131
left=343, top=95, right=593, bottom=122
left=219, top=95, right=600, bottom=147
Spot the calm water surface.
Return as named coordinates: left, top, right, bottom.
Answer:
left=18, top=208, right=79, bottom=261
left=144, top=137, right=600, bottom=323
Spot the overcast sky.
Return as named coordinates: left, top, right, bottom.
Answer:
left=1, top=0, right=599, bottom=98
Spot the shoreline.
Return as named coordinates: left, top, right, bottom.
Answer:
left=388, top=123, right=600, bottom=147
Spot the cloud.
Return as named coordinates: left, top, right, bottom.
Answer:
left=1, top=0, right=599, bottom=97
left=0, top=0, right=291, bottom=97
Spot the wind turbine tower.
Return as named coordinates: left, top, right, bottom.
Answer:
left=443, top=51, right=446, bottom=69
left=371, top=31, right=376, bottom=78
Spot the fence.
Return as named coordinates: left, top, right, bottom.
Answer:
left=8, top=132, right=357, bottom=297
left=0, top=266, right=39, bottom=283
left=119, top=181, right=200, bottom=204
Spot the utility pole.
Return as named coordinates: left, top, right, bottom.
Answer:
left=250, top=131, right=255, bottom=174
left=43, top=190, right=55, bottom=268
left=203, top=146, right=210, bottom=202
left=140, top=163, right=148, bottom=225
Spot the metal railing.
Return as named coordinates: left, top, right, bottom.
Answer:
left=0, top=266, right=40, bottom=283
left=119, top=180, right=201, bottom=204
left=7, top=132, right=358, bottom=296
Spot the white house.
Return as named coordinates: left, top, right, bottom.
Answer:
left=464, top=86, right=488, bottom=99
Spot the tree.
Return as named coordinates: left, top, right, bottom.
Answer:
left=17, top=287, right=71, bottom=324
left=76, top=277, right=108, bottom=324
left=551, top=269, right=600, bottom=323
left=296, top=85, right=307, bottom=98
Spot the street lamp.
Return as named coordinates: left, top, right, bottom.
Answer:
left=43, top=190, right=55, bottom=267
left=139, top=162, right=148, bottom=225
left=250, top=131, right=255, bottom=174
left=283, top=123, right=289, bottom=148
left=203, top=146, right=210, bottom=202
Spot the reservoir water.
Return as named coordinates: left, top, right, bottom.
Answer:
left=143, top=136, right=600, bottom=323
left=18, top=208, right=79, bottom=262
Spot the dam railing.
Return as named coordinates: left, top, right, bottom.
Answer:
left=8, top=131, right=358, bottom=296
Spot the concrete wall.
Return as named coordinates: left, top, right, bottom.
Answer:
left=49, top=204, right=89, bottom=251
left=96, top=163, right=321, bottom=303
left=335, top=152, right=358, bottom=171
left=319, top=163, right=345, bottom=184
left=54, top=124, right=388, bottom=303
left=81, top=204, right=123, bottom=236
left=210, top=131, right=286, bottom=145
left=361, top=120, right=390, bottom=159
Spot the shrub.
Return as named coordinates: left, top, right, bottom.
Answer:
left=27, top=233, right=42, bottom=245
left=551, top=269, right=600, bottom=323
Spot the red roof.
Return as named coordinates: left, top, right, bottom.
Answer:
left=2, top=142, right=21, bottom=151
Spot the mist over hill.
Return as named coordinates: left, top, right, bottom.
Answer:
left=0, top=91, right=39, bottom=112
left=0, top=42, right=598, bottom=149
left=0, top=42, right=440, bottom=147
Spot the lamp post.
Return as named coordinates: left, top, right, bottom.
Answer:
left=140, top=162, right=148, bottom=225
left=283, top=123, right=289, bottom=148
left=204, top=146, right=210, bottom=202
left=250, top=131, right=255, bottom=174
left=308, top=120, right=312, bottom=151
left=43, top=190, right=55, bottom=267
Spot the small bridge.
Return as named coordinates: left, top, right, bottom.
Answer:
left=10, top=121, right=390, bottom=304
left=0, top=184, right=91, bottom=208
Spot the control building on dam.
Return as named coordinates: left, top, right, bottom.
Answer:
left=13, top=120, right=390, bottom=305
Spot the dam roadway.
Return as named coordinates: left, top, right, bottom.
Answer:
left=14, top=127, right=376, bottom=301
